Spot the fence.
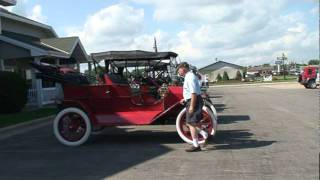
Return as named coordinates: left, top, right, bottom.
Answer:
left=27, top=87, right=59, bottom=106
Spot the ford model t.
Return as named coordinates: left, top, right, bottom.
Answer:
left=31, top=50, right=217, bottom=146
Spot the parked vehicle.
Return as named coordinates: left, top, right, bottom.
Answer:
left=31, top=50, right=218, bottom=146
left=298, top=66, right=319, bottom=89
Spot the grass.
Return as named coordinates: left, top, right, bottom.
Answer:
left=0, top=107, right=57, bottom=128
left=210, top=75, right=298, bottom=86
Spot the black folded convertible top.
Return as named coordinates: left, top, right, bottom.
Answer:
left=91, top=50, right=178, bottom=61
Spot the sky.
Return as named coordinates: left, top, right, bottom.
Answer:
left=3, top=0, right=319, bottom=68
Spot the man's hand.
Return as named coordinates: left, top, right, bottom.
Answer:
left=180, top=99, right=185, bottom=105
left=188, top=107, right=194, bottom=114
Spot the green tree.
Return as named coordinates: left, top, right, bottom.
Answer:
left=263, top=63, right=271, bottom=67
left=308, top=59, right=320, bottom=65
left=0, top=71, right=28, bottom=113
left=216, top=73, right=222, bottom=82
left=223, top=71, right=229, bottom=81
left=235, top=70, right=242, bottom=81
left=242, top=67, right=247, bottom=79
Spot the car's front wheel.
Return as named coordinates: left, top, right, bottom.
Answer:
left=53, top=107, right=91, bottom=146
left=176, top=106, right=217, bottom=144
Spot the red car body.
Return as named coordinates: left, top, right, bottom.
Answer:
left=31, top=50, right=217, bottom=146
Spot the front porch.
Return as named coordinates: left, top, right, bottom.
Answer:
left=0, top=33, right=89, bottom=108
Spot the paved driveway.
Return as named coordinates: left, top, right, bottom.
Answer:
left=0, top=83, right=318, bottom=180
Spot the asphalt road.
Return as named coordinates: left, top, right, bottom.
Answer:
left=0, top=83, right=318, bottom=180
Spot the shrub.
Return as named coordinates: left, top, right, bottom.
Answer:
left=223, top=71, right=229, bottom=81
left=0, top=71, right=28, bottom=113
left=235, top=70, right=242, bottom=81
left=216, top=73, right=222, bottom=82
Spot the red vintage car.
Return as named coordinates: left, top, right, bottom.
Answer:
left=31, top=50, right=217, bottom=146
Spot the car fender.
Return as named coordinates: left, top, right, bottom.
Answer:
left=61, top=99, right=98, bottom=125
left=204, top=99, right=218, bottom=121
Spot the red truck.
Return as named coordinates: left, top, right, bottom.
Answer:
left=298, top=66, right=319, bottom=89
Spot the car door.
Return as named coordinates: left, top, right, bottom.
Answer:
left=88, top=85, right=113, bottom=114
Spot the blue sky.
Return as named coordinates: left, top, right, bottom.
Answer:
left=4, top=0, right=319, bottom=67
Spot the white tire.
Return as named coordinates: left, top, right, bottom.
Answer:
left=53, top=107, right=91, bottom=146
left=176, top=106, right=217, bottom=144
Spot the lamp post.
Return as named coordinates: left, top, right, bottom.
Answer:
left=277, top=53, right=288, bottom=80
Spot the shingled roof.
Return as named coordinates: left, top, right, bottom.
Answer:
left=199, top=61, right=243, bottom=73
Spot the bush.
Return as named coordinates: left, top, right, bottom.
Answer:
left=216, top=73, right=222, bottom=82
left=223, top=71, right=229, bottom=81
left=235, top=70, right=242, bottom=81
left=0, top=71, right=28, bottom=113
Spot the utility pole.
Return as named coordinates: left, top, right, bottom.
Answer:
left=277, top=53, right=288, bottom=80
left=153, top=37, right=158, bottom=53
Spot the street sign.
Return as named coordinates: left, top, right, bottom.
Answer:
left=275, top=60, right=282, bottom=64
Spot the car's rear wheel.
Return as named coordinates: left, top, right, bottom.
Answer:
left=308, top=80, right=317, bottom=89
left=53, top=107, right=91, bottom=146
left=176, top=106, right=217, bottom=144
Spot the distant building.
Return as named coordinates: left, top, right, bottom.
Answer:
left=198, top=61, right=244, bottom=82
left=247, top=66, right=273, bottom=75
left=0, top=7, right=89, bottom=107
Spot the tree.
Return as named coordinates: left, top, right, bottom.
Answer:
left=235, top=70, right=242, bottom=81
left=263, top=63, right=271, bottom=67
left=242, top=67, right=247, bottom=79
left=216, top=73, right=222, bottom=82
left=308, top=59, right=320, bottom=65
left=0, top=71, right=28, bottom=113
left=223, top=71, right=229, bottom=81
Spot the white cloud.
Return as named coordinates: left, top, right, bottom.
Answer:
left=131, top=0, right=318, bottom=66
left=66, top=1, right=318, bottom=67
left=3, top=1, right=47, bottom=24
left=66, top=4, right=144, bottom=53
left=3, top=0, right=28, bottom=15
left=310, top=6, right=318, bottom=14
left=28, top=5, right=47, bottom=23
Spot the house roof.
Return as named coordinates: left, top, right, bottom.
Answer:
left=0, top=31, right=88, bottom=62
left=199, top=61, right=243, bottom=73
left=247, top=66, right=273, bottom=72
left=0, top=0, right=16, bottom=6
left=40, top=37, right=79, bottom=54
left=41, top=37, right=88, bottom=63
left=0, top=8, right=57, bottom=37
left=2, top=31, right=56, bottom=51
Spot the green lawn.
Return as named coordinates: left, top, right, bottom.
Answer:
left=0, top=108, right=57, bottom=128
left=210, top=75, right=298, bottom=85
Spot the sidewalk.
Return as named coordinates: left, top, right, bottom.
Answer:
left=0, top=115, right=53, bottom=141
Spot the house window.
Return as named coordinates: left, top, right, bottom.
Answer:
left=42, top=80, right=55, bottom=88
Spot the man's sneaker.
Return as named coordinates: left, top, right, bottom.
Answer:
left=185, top=146, right=201, bottom=152
left=202, top=137, right=209, bottom=147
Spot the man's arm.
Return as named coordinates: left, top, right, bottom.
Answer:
left=189, top=93, right=197, bottom=113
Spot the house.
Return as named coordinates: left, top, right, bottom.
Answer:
left=0, top=4, right=89, bottom=107
left=0, top=0, right=16, bottom=6
left=247, top=66, right=273, bottom=76
left=198, top=61, right=244, bottom=82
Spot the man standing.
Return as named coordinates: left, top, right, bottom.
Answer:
left=177, top=62, right=208, bottom=152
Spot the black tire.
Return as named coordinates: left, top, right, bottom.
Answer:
left=308, top=80, right=317, bottom=89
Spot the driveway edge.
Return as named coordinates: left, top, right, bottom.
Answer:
left=0, top=115, right=54, bottom=141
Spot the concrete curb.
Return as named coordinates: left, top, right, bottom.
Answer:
left=0, top=115, right=54, bottom=141
left=210, top=81, right=297, bottom=88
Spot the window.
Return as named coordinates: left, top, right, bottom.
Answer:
left=42, top=80, right=56, bottom=88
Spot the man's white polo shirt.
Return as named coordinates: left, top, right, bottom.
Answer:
left=183, top=71, right=201, bottom=100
